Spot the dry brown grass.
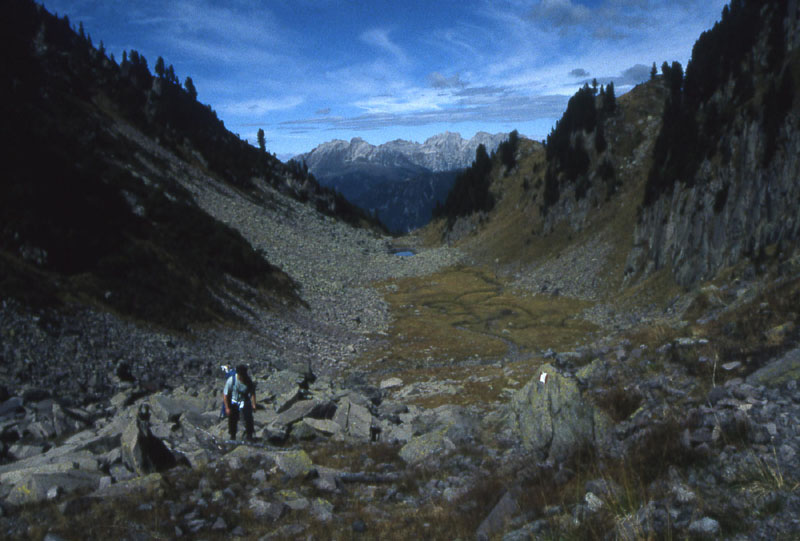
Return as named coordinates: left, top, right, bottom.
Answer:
left=358, top=265, right=598, bottom=408
left=373, top=265, right=597, bottom=363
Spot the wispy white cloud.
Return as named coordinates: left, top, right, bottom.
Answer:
left=529, top=0, right=591, bottom=29
left=44, top=0, right=729, bottom=155
left=279, top=92, right=568, bottom=132
left=221, top=96, right=304, bottom=116
left=359, top=28, right=409, bottom=64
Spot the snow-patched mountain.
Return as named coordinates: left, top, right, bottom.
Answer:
left=299, top=131, right=507, bottom=174
left=296, top=132, right=508, bottom=232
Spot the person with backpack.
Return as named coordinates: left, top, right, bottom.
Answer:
left=219, top=365, right=236, bottom=419
left=222, top=364, right=257, bottom=441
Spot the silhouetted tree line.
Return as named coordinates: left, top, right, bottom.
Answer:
left=644, top=0, right=793, bottom=207
left=542, top=80, right=617, bottom=211
left=432, top=130, right=522, bottom=224
left=433, top=144, right=494, bottom=224
left=498, top=129, right=520, bottom=173
left=1, top=0, right=378, bottom=229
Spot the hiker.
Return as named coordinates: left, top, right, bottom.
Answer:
left=222, top=364, right=257, bottom=441
left=219, top=365, right=236, bottom=419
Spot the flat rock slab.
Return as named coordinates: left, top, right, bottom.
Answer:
left=149, top=393, right=205, bottom=423
left=379, top=377, right=403, bottom=390
left=5, top=469, right=102, bottom=505
left=332, top=398, right=372, bottom=441
left=93, top=472, right=165, bottom=499
left=299, top=418, right=341, bottom=437
left=276, top=400, right=324, bottom=427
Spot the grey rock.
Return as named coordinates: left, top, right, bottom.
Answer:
left=413, top=405, right=477, bottom=444
left=311, top=469, right=341, bottom=493
left=748, top=348, right=800, bottom=388
left=121, top=405, right=177, bottom=475
left=0, top=397, right=24, bottom=419
left=5, top=469, right=102, bottom=505
left=271, top=450, right=313, bottom=478
left=476, top=491, right=520, bottom=541
left=149, top=393, right=200, bottom=423
left=276, top=399, right=325, bottom=427
left=585, top=491, right=605, bottom=513
left=503, top=520, right=548, bottom=540
left=333, top=397, right=373, bottom=441
left=248, top=497, right=285, bottom=521
left=262, top=370, right=306, bottom=411
left=8, top=443, right=45, bottom=460
left=93, top=472, right=164, bottom=499
left=379, top=377, right=403, bottom=390
left=398, top=430, right=454, bottom=464
left=295, top=418, right=341, bottom=439
left=98, top=476, right=113, bottom=490
left=310, top=497, right=334, bottom=522
left=688, top=516, right=720, bottom=537
left=508, top=364, right=604, bottom=462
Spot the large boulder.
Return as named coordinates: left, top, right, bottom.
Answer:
left=262, top=370, right=307, bottom=412
left=411, top=405, right=476, bottom=443
left=276, top=399, right=329, bottom=427
left=271, top=450, right=313, bottom=478
left=508, top=364, right=609, bottom=462
left=398, top=429, right=455, bottom=464
left=332, top=398, right=373, bottom=441
left=121, top=404, right=177, bottom=475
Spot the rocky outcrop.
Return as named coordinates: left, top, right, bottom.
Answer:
left=625, top=3, right=800, bottom=286
left=120, top=404, right=177, bottom=475
left=626, top=120, right=800, bottom=286
left=507, top=364, right=611, bottom=462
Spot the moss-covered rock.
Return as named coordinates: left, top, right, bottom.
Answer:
left=508, top=363, right=607, bottom=462
left=398, top=429, right=454, bottom=464
left=272, top=450, right=313, bottom=478
left=747, top=347, right=800, bottom=387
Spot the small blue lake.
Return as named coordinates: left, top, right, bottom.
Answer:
left=391, top=249, right=415, bottom=257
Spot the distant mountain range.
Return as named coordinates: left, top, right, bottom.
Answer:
left=296, top=132, right=508, bottom=232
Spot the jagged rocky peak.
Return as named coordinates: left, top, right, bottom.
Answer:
left=301, top=130, right=508, bottom=173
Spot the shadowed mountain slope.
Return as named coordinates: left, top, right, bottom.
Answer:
left=0, top=0, right=382, bottom=330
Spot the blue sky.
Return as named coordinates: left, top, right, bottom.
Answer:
left=42, top=0, right=728, bottom=158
